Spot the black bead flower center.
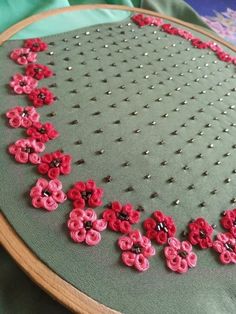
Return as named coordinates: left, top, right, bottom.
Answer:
left=38, top=127, right=46, bottom=134
left=20, top=81, right=27, bottom=86
left=225, top=242, right=234, bottom=252
left=21, top=110, right=28, bottom=117
left=131, top=244, right=142, bottom=254
left=117, top=211, right=129, bottom=221
left=33, top=43, right=39, bottom=47
left=42, top=190, right=51, bottom=197
left=84, top=221, right=92, bottom=230
left=34, top=67, right=42, bottom=73
left=50, top=158, right=61, bottom=168
left=156, top=222, right=168, bottom=233
left=233, top=219, right=236, bottom=226
left=199, top=230, right=207, bottom=239
left=81, top=191, right=92, bottom=201
left=23, top=146, right=34, bottom=153
left=20, top=53, right=28, bottom=57
left=178, top=250, right=188, bottom=258
left=38, top=92, right=46, bottom=100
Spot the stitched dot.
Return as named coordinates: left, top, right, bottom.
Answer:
left=94, top=129, right=103, bottom=134
left=126, top=186, right=134, bottom=192
left=173, top=199, right=180, bottom=205
left=167, top=177, right=175, bottom=183
left=150, top=192, right=159, bottom=199
left=75, top=140, right=82, bottom=145
left=70, top=120, right=78, bottom=125
left=123, top=161, right=130, bottom=167
left=96, top=149, right=105, bottom=155
left=188, top=184, right=195, bottom=190
left=76, top=159, right=85, bottom=165
left=48, top=112, right=56, bottom=117
left=104, top=175, right=112, bottom=183
left=199, top=202, right=206, bottom=207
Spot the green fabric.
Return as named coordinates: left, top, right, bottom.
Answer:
left=1, top=17, right=236, bottom=314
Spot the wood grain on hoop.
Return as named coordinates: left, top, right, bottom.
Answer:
left=0, top=4, right=236, bottom=314
left=0, top=212, right=119, bottom=314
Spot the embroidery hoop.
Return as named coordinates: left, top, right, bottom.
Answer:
left=0, top=4, right=236, bottom=313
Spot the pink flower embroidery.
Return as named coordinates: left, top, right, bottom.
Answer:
left=10, top=48, right=37, bottom=65
left=6, top=106, right=40, bottom=128
left=24, top=38, right=48, bottom=52
left=216, top=51, right=233, bottom=62
left=220, top=209, right=236, bottom=237
left=161, top=24, right=179, bottom=35
left=38, top=150, right=72, bottom=179
left=102, top=201, right=140, bottom=234
left=212, top=232, right=236, bottom=264
left=207, top=42, right=223, bottom=53
left=25, top=64, right=53, bottom=80
left=10, top=73, right=38, bottom=94
left=143, top=211, right=176, bottom=245
left=68, top=208, right=107, bottom=246
left=164, top=237, right=197, bottom=274
left=176, top=29, right=194, bottom=40
left=191, top=38, right=209, bottom=49
left=67, top=179, right=103, bottom=209
left=28, top=87, right=55, bottom=107
left=8, top=138, right=45, bottom=164
left=118, top=229, right=156, bottom=272
left=131, top=14, right=163, bottom=27
left=187, top=218, right=214, bottom=249
left=30, top=178, right=67, bottom=211
left=26, top=122, right=59, bottom=143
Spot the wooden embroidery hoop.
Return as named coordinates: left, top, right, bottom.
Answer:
left=0, top=4, right=235, bottom=314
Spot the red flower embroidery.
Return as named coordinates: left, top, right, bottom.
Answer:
left=103, top=201, right=140, bottom=234
left=164, top=237, right=197, bottom=274
left=212, top=232, right=236, bottom=264
left=8, top=138, right=45, bottom=164
left=131, top=14, right=163, bottom=27
left=26, top=122, right=59, bottom=143
left=30, top=178, right=66, bottom=211
left=68, top=208, right=107, bottom=246
left=161, top=24, right=179, bottom=35
left=177, top=29, right=194, bottom=40
left=10, top=73, right=38, bottom=94
left=24, top=38, right=48, bottom=52
left=38, top=150, right=72, bottom=179
left=191, top=38, right=209, bottom=49
left=10, top=48, right=37, bottom=65
left=216, top=51, right=233, bottom=63
left=6, top=106, right=40, bottom=128
left=207, top=42, right=222, bottom=53
left=25, top=64, right=53, bottom=80
left=143, top=211, right=176, bottom=245
left=187, top=218, right=213, bottom=249
left=118, top=229, right=156, bottom=272
left=220, top=209, right=236, bottom=237
left=28, top=87, right=55, bottom=107
left=67, top=179, right=103, bottom=209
